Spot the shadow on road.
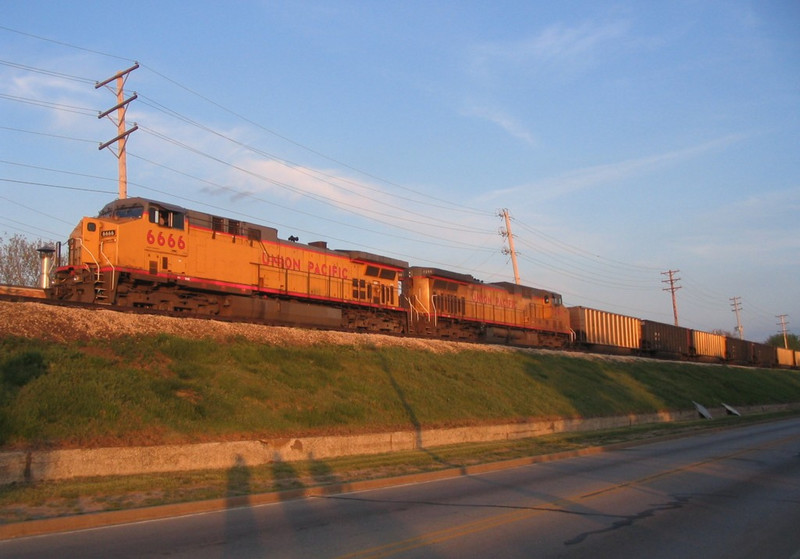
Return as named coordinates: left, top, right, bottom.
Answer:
left=223, top=454, right=265, bottom=557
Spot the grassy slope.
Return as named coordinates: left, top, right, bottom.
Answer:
left=2, top=334, right=800, bottom=449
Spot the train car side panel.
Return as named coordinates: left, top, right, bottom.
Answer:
left=776, top=347, right=795, bottom=368
left=751, top=342, right=778, bottom=368
left=726, top=337, right=751, bottom=365
left=691, top=330, right=726, bottom=361
left=569, top=307, right=641, bottom=351
left=641, top=320, right=691, bottom=358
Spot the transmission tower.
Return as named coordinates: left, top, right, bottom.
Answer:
left=730, top=296, right=743, bottom=340
left=661, top=269, right=681, bottom=326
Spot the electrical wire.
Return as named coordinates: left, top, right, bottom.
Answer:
left=138, top=93, right=490, bottom=219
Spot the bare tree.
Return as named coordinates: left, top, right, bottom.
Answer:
left=0, top=233, right=42, bottom=286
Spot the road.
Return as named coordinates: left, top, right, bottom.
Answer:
left=2, top=417, right=800, bottom=558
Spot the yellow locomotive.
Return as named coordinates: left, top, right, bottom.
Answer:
left=48, top=197, right=573, bottom=346
left=403, top=267, right=572, bottom=346
left=49, top=198, right=408, bottom=331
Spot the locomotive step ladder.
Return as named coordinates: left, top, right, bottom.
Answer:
left=94, top=270, right=109, bottom=303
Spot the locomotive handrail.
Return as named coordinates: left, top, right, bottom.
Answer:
left=99, top=239, right=116, bottom=291
left=410, top=294, right=432, bottom=323
left=404, top=295, right=419, bottom=323
left=78, top=238, right=102, bottom=282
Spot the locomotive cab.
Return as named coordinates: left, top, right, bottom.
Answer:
left=49, top=198, right=190, bottom=303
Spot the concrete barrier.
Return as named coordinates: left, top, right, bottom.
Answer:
left=0, top=404, right=794, bottom=485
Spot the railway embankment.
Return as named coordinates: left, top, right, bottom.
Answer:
left=2, top=301, right=800, bottom=480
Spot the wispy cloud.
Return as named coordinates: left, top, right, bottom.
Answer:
left=460, top=103, right=537, bottom=146
left=459, top=19, right=631, bottom=146
left=479, top=134, right=748, bottom=204
left=469, top=19, right=631, bottom=80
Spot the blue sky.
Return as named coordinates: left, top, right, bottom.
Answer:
left=1, top=1, right=798, bottom=343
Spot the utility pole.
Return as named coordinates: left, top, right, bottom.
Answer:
left=730, top=296, right=743, bottom=340
left=96, top=63, right=139, bottom=200
left=661, top=269, right=681, bottom=326
left=777, top=314, right=790, bottom=348
left=499, top=209, right=521, bottom=285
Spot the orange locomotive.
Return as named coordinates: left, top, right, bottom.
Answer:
left=403, top=267, right=572, bottom=346
left=48, top=198, right=408, bottom=332
left=48, top=197, right=572, bottom=346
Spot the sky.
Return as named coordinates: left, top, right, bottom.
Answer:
left=1, top=1, right=798, bottom=343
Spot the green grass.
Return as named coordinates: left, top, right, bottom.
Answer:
left=2, top=334, right=800, bottom=449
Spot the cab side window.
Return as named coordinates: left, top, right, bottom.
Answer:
left=149, top=207, right=185, bottom=230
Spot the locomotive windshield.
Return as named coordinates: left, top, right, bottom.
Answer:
left=99, top=203, right=144, bottom=219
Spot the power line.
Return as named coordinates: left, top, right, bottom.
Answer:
left=0, top=215, right=61, bottom=240
left=0, top=195, right=75, bottom=225
left=0, top=177, right=115, bottom=194
left=137, top=93, right=487, bottom=218
left=0, top=93, right=96, bottom=116
left=136, top=124, right=493, bottom=235
left=0, top=58, right=96, bottom=84
left=0, top=25, right=132, bottom=62
left=138, top=63, right=488, bottom=217
left=513, top=220, right=663, bottom=273
left=0, top=125, right=96, bottom=144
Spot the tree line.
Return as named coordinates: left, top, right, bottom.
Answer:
left=0, top=233, right=41, bottom=287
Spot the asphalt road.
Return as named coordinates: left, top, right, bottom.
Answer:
left=3, top=417, right=800, bottom=558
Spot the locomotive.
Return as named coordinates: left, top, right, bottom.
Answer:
left=45, top=197, right=798, bottom=368
left=47, top=197, right=571, bottom=346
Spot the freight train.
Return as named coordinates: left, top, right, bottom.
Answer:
left=45, top=197, right=798, bottom=369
